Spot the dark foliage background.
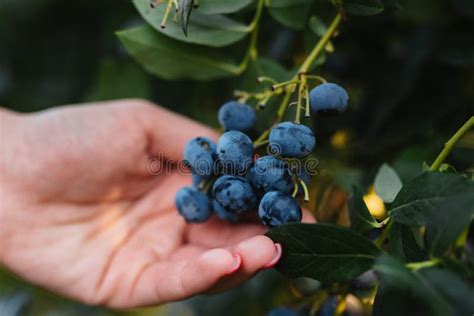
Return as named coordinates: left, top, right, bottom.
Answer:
left=1, top=0, right=473, bottom=315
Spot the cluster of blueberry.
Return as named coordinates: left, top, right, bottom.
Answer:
left=175, top=82, right=348, bottom=227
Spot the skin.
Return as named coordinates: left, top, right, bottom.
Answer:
left=0, top=99, right=315, bottom=309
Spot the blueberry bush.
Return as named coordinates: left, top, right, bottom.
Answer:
left=116, top=0, right=474, bottom=315
left=1, top=0, right=474, bottom=315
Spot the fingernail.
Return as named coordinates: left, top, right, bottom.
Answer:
left=224, top=254, right=242, bottom=276
left=263, top=243, right=282, bottom=269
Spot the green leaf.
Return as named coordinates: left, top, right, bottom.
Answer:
left=389, top=172, right=474, bottom=226
left=418, top=268, right=474, bottom=315
left=268, top=0, right=313, bottom=30
left=374, top=163, right=403, bottom=203
left=343, top=0, right=384, bottom=15
left=117, top=26, right=242, bottom=80
left=84, top=59, right=151, bottom=101
left=388, top=223, right=425, bottom=262
left=308, top=16, right=327, bottom=37
left=425, top=197, right=474, bottom=256
left=348, top=186, right=382, bottom=233
left=134, top=0, right=249, bottom=47
left=178, top=0, right=194, bottom=36
left=268, top=0, right=313, bottom=8
left=374, top=256, right=474, bottom=316
left=196, top=0, right=254, bottom=14
left=266, top=223, right=380, bottom=283
left=389, top=172, right=474, bottom=256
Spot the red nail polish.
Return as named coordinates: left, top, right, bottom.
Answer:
left=263, top=243, right=282, bottom=269
left=224, top=254, right=242, bottom=276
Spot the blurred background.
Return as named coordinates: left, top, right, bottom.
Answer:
left=1, top=0, right=473, bottom=315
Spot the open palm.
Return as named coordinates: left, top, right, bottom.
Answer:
left=0, top=100, right=292, bottom=309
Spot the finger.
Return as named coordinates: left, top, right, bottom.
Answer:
left=186, top=216, right=266, bottom=248
left=302, top=208, right=316, bottom=223
left=207, top=235, right=282, bottom=294
left=130, top=248, right=241, bottom=307
left=136, top=100, right=219, bottom=161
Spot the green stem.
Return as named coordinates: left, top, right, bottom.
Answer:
left=236, top=0, right=265, bottom=72
left=253, top=139, right=269, bottom=149
left=299, top=179, right=310, bottom=202
left=430, top=116, right=474, bottom=171
left=407, top=259, right=441, bottom=271
left=257, top=76, right=278, bottom=85
left=272, top=80, right=299, bottom=91
left=160, top=0, right=174, bottom=28
left=298, top=13, right=342, bottom=74
left=374, top=220, right=393, bottom=248
left=304, top=75, right=327, bottom=83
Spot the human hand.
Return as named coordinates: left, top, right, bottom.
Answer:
left=0, top=100, right=313, bottom=308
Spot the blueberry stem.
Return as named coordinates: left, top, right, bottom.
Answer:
left=272, top=80, right=299, bottom=91
left=303, top=75, right=327, bottom=83
left=295, top=76, right=308, bottom=123
left=299, top=179, right=310, bottom=202
left=291, top=179, right=299, bottom=198
left=429, top=116, right=474, bottom=171
left=253, top=13, right=342, bottom=143
left=252, top=92, right=291, bottom=146
left=257, top=76, right=278, bottom=85
left=201, top=178, right=214, bottom=193
left=160, top=0, right=174, bottom=28
left=253, top=139, right=269, bottom=149
left=304, top=86, right=311, bottom=118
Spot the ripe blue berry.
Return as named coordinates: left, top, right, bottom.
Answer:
left=212, top=199, right=239, bottom=222
left=175, top=187, right=212, bottom=223
left=183, top=137, right=217, bottom=176
left=217, top=131, right=254, bottom=175
left=218, top=101, right=256, bottom=132
left=248, top=156, right=293, bottom=194
left=309, top=83, right=349, bottom=114
left=212, top=175, right=257, bottom=214
left=269, top=122, right=315, bottom=158
left=258, top=191, right=302, bottom=227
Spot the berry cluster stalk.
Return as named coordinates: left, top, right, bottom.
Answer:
left=429, top=116, right=474, bottom=171
left=253, top=12, right=342, bottom=146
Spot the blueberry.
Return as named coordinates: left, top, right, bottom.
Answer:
left=175, top=187, right=212, bottom=223
left=309, top=83, right=349, bottom=114
left=217, top=131, right=254, bottom=175
left=248, top=156, right=293, bottom=194
left=258, top=191, right=302, bottom=227
left=218, top=101, right=256, bottom=132
left=269, top=122, right=315, bottom=158
left=183, top=137, right=217, bottom=176
left=212, top=199, right=239, bottom=222
left=212, top=175, right=257, bottom=214
left=267, top=307, right=298, bottom=316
